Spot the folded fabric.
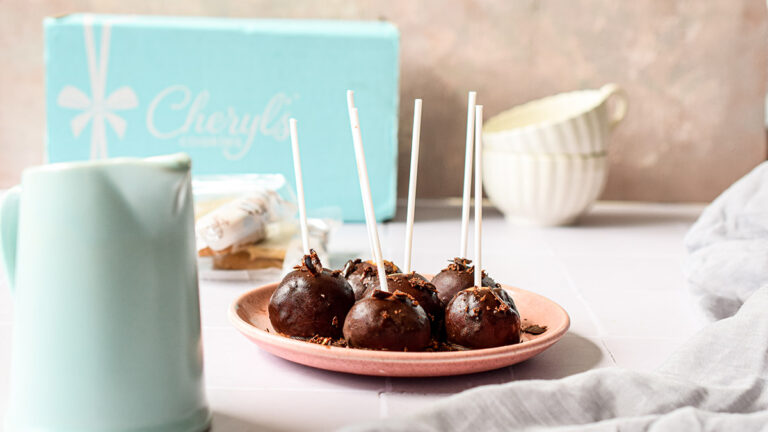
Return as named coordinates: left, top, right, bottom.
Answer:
left=684, top=161, right=768, bottom=320
left=343, top=285, right=768, bottom=431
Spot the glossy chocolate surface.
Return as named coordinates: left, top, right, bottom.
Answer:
left=342, top=258, right=401, bottom=300
left=431, top=257, right=499, bottom=304
left=269, top=252, right=355, bottom=339
left=343, top=290, right=431, bottom=351
left=361, top=273, right=445, bottom=336
left=445, top=286, right=521, bottom=349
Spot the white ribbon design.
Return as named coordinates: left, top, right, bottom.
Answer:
left=56, top=16, right=138, bottom=159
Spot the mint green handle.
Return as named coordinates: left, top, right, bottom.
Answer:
left=0, top=186, right=20, bottom=291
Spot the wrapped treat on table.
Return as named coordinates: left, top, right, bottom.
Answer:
left=192, top=175, right=335, bottom=281
left=196, top=190, right=284, bottom=254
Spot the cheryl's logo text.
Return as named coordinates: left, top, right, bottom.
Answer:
left=146, top=85, right=291, bottom=160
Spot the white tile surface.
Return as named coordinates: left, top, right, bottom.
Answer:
left=203, top=327, right=385, bottom=392
left=538, top=202, right=702, bottom=259
left=601, top=336, right=685, bottom=372
left=0, top=201, right=708, bottom=431
left=387, top=367, right=514, bottom=395
left=512, top=334, right=615, bottom=380
left=560, top=254, right=688, bottom=293
left=208, top=388, right=380, bottom=432
left=380, top=392, right=446, bottom=419
left=199, top=281, right=256, bottom=329
left=580, top=288, right=701, bottom=339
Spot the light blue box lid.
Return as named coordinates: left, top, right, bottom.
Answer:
left=45, top=14, right=399, bottom=221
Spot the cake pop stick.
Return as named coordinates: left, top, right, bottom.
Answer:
left=460, top=91, right=477, bottom=259
left=347, top=90, right=389, bottom=293
left=347, top=91, right=377, bottom=262
left=289, top=118, right=310, bottom=256
left=403, top=99, right=422, bottom=275
left=474, top=105, right=484, bottom=287
left=347, top=90, right=376, bottom=261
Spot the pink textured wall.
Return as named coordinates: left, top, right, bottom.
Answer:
left=1, top=0, right=766, bottom=202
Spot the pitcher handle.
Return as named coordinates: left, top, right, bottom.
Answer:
left=0, top=186, right=21, bottom=292
left=600, top=83, right=628, bottom=130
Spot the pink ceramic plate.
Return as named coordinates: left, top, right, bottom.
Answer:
left=229, top=281, right=569, bottom=377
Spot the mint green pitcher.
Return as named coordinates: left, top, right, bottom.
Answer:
left=0, top=154, right=211, bottom=432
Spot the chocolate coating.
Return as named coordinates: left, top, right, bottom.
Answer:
left=492, top=285, right=519, bottom=313
left=269, top=252, right=355, bottom=339
left=343, top=290, right=431, bottom=351
left=408, top=272, right=429, bottom=282
left=431, top=257, right=499, bottom=304
left=445, top=286, right=521, bottom=349
left=342, top=258, right=401, bottom=300
left=361, top=273, right=445, bottom=335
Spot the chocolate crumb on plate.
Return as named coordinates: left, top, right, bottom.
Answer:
left=523, top=324, right=548, bottom=335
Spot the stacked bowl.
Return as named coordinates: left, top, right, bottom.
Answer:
left=482, top=84, right=628, bottom=226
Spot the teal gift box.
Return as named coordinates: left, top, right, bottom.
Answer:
left=44, top=14, right=399, bottom=221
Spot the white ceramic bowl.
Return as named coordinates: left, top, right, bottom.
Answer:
left=483, top=84, right=627, bottom=155
left=482, top=150, right=608, bottom=226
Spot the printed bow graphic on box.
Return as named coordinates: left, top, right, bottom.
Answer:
left=56, top=17, right=138, bottom=159
left=45, top=14, right=400, bottom=222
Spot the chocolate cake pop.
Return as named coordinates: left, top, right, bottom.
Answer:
left=431, top=257, right=500, bottom=304
left=445, top=286, right=521, bottom=349
left=343, top=93, right=433, bottom=352
left=360, top=272, right=444, bottom=335
left=269, top=251, right=355, bottom=339
left=342, top=258, right=401, bottom=300
left=343, top=290, right=431, bottom=351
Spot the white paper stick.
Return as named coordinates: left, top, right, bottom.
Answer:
left=403, top=99, right=422, bottom=275
left=347, top=90, right=389, bottom=293
left=474, top=105, right=484, bottom=287
left=347, top=91, right=377, bottom=261
left=289, top=118, right=310, bottom=256
left=460, top=91, right=477, bottom=258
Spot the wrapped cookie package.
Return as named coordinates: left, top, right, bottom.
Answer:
left=193, top=174, right=335, bottom=281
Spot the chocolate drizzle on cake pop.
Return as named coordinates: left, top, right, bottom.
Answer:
left=343, top=290, right=431, bottom=351
left=445, top=286, right=521, bottom=349
left=342, top=258, right=401, bottom=300
left=268, top=250, right=355, bottom=339
left=431, top=257, right=500, bottom=304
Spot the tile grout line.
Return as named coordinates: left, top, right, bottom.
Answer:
left=507, top=365, right=516, bottom=382
left=378, top=393, right=389, bottom=419
left=551, top=254, right=619, bottom=366
left=379, top=377, right=393, bottom=418
left=599, top=339, right=617, bottom=365
left=673, top=254, right=711, bottom=332
left=539, top=233, right=559, bottom=258
left=551, top=253, right=609, bottom=338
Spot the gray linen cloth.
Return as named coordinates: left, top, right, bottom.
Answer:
left=344, top=162, right=768, bottom=432
left=685, top=161, right=768, bottom=320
